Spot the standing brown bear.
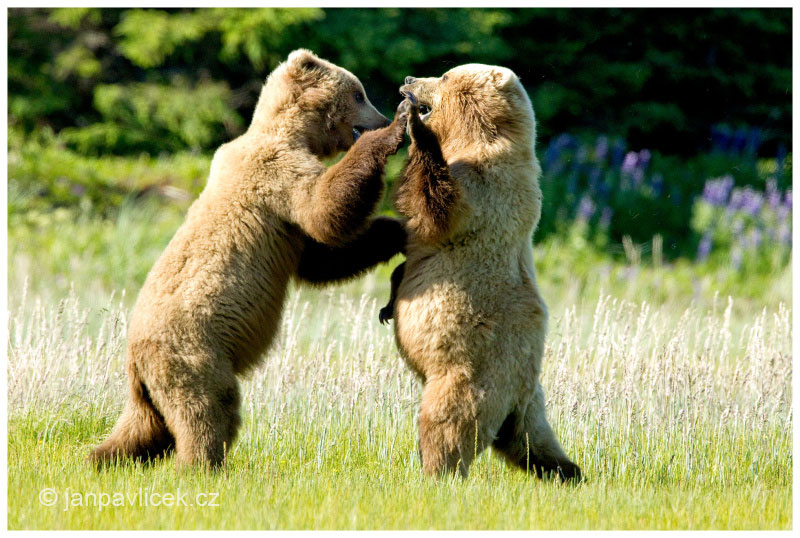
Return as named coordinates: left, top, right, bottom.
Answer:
left=382, top=65, right=581, bottom=481
left=90, top=49, right=408, bottom=467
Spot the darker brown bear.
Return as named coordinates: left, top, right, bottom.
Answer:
left=90, top=49, right=408, bottom=468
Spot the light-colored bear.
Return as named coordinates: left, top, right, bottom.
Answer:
left=90, top=49, right=409, bottom=467
left=385, top=65, right=581, bottom=481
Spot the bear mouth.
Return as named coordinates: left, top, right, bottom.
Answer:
left=352, top=126, right=366, bottom=141
left=419, top=105, right=432, bottom=121
left=400, top=89, right=432, bottom=122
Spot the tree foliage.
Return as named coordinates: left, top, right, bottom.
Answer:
left=9, top=7, right=790, bottom=157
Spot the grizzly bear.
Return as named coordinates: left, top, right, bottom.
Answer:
left=90, top=49, right=409, bottom=467
left=383, top=65, right=581, bottom=481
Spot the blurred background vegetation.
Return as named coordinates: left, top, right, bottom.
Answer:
left=7, top=7, right=792, bottom=308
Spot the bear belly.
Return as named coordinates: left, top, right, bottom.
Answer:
left=392, top=247, right=548, bottom=384
left=393, top=270, right=499, bottom=381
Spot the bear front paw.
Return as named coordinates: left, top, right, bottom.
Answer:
left=383, top=103, right=410, bottom=155
left=398, top=93, right=420, bottom=121
left=378, top=305, right=394, bottom=325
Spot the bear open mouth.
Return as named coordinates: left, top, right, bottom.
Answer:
left=419, top=104, right=432, bottom=121
left=353, top=126, right=366, bottom=141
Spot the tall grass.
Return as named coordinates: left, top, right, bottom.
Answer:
left=7, top=275, right=792, bottom=529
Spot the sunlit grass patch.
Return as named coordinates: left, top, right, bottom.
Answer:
left=7, top=285, right=791, bottom=529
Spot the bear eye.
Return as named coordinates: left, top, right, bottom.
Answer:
left=354, top=91, right=365, bottom=104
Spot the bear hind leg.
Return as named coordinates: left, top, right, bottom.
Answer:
left=417, top=374, right=502, bottom=478
left=152, top=367, right=242, bottom=469
left=89, top=377, right=174, bottom=466
left=493, top=383, right=581, bottom=483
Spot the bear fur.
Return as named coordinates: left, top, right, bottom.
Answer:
left=386, top=65, right=581, bottom=480
left=90, top=49, right=409, bottom=467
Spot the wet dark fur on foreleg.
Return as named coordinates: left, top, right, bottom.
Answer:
left=379, top=261, right=406, bottom=324
left=297, top=217, right=406, bottom=286
left=395, top=94, right=462, bottom=245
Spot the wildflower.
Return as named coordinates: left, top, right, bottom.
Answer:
left=599, top=206, right=613, bottom=228
left=728, top=190, right=743, bottom=211
left=697, top=233, right=712, bottom=261
left=765, top=179, right=781, bottom=209
left=595, top=136, right=609, bottom=160
left=632, top=168, right=645, bottom=187
left=738, top=187, right=763, bottom=216
left=747, top=228, right=763, bottom=249
left=638, top=149, right=652, bottom=170
left=777, top=222, right=791, bottom=245
left=577, top=195, right=596, bottom=221
left=702, top=176, right=734, bottom=207
left=621, top=151, right=638, bottom=175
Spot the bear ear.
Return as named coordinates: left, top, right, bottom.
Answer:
left=285, top=49, right=330, bottom=89
left=287, top=49, right=325, bottom=73
left=491, top=67, right=516, bottom=89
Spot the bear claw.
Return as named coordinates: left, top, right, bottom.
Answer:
left=378, top=306, right=394, bottom=325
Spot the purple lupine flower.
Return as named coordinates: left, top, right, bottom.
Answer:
left=785, top=189, right=792, bottom=210
left=544, top=133, right=574, bottom=167
left=732, top=218, right=744, bottom=235
left=637, top=149, right=652, bottom=171
left=599, top=206, right=613, bottom=228
left=577, top=195, right=596, bottom=221
left=595, top=136, right=609, bottom=160
left=739, top=187, right=763, bottom=216
left=765, top=179, right=781, bottom=209
left=544, top=143, right=561, bottom=167
left=747, top=228, right=763, bottom=250
left=623, top=266, right=639, bottom=281
left=575, top=145, right=589, bottom=165
left=777, top=222, right=792, bottom=245
left=697, top=233, right=712, bottom=261
left=728, top=189, right=743, bottom=211
left=632, top=168, right=645, bottom=187
left=702, top=176, right=734, bottom=207
left=621, top=152, right=638, bottom=175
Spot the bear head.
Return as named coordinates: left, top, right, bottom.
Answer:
left=252, top=49, right=390, bottom=157
left=400, top=64, right=536, bottom=159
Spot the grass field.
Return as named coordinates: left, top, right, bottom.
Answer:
left=7, top=211, right=792, bottom=529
